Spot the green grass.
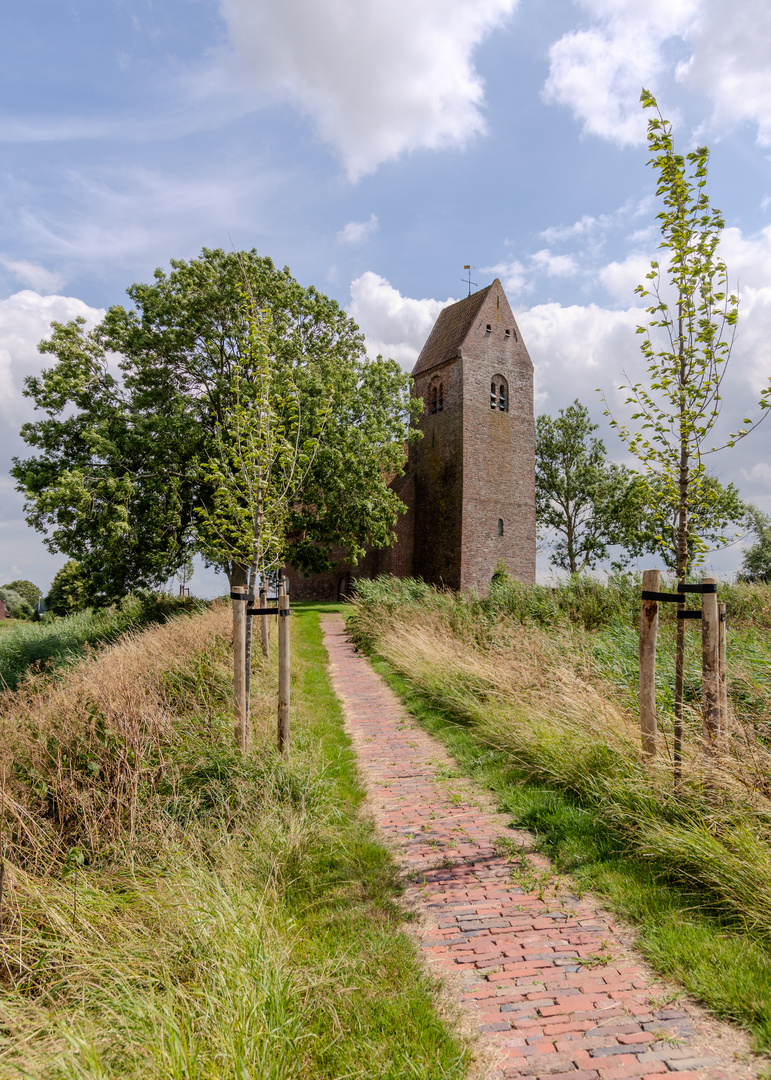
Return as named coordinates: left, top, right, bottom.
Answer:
left=0, top=601, right=468, bottom=1079
left=0, top=593, right=202, bottom=690
left=364, top=648, right=771, bottom=1055
left=277, top=604, right=468, bottom=1078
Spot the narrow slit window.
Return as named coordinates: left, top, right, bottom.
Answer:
left=490, top=381, right=496, bottom=409
left=498, top=518, right=504, bottom=536
left=505, top=328, right=511, bottom=339
left=485, top=323, right=492, bottom=333
left=431, top=386, right=437, bottom=414
left=438, top=383, right=443, bottom=411
left=499, top=383, right=506, bottom=410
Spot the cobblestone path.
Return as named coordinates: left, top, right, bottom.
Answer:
left=320, top=614, right=757, bottom=1080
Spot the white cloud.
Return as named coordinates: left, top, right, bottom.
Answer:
left=0, top=291, right=106, bottom=593
left=532, top=249, right=578, bottom=277
left=683, top=0, right=771, bottom=146
left=540, top=215, right=598, bottom=244
left=0, top=290, right=104, bottom=421
left=519, top=300, right=643, bottom=410
left=481, top=260, right=527, bottom=295
left=216, top=0, right=518, bottom=179
left=543, top=0, right=697, bottom=145
left=542, top=0, right=771, bottom=149
left=598, top=253, right=653, bottom=304
left=337, top=214, right=379, bottom=245
left=348, top=272, right=455, bottom=369
left=0, top=257, right=65, bottom=294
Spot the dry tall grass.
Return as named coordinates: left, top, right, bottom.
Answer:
left=0, top=602, right=232, bottom=869
left=349, top=589, right=771, bottom=945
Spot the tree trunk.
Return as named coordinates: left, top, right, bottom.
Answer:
left=244, top=556, right=258, bottom=708
left=228, top=562, right=249, bottom=752
left=701, top=577, right=720, bottom=750
left=232, top=585, right=248, bottom=752
left=674, top=313, right=688, bottom=786
left=259, top=572, right=269, bottom=659
left=639, top=569, right=660, bottom=760
left=277, top=578, right=290, bottom=753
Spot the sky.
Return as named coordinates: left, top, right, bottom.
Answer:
left=2, top=0, right=771, bottom=595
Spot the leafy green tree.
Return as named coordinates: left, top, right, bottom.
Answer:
left=13, top=249, right=418, bottom=602
left=1, top=579, right=41, bottom=608
left=614, top=473, right=746, bottom=571
left=195, top=304, right=309, bottom=580
left=44, top=560, right=89, bottom=616
left=0, top=588, right=33, bottom=619
left=739, top=505, right=771, bottom=583
left=605, top=90, right=770, bottom=765
left=536, top=400, right=633, bottom=574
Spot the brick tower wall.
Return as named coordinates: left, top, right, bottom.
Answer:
left=459, top=288, right=536, bottom=594
left=410, top=356, right=464, bottom=590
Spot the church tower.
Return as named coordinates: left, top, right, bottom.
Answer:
left=406, top=279, right=536, bottom=592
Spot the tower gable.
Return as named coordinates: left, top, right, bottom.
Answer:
left=412, top=285, right=493, bottom=378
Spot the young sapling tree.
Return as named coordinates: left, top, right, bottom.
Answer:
left=606, top=89, right=770, bottom=771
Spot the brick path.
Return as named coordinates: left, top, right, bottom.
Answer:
left=320, top=615, right=757, bottom=1080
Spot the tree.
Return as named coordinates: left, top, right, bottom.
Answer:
left=1, top=579, right=41, bottom=609
left=13, top=249, right=418, bottom=602
left=536, top=400, right=633, bottom=574
left=614, top=473, right=746, bottom=572
left=45, top=561, right=89, bottom=616
left=0, top=588, right=33, bottom=619
left=605, top=90, right=770, bottom=765
left=739, top=505, right=771, bottom=583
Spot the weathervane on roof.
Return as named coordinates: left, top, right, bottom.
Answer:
left=462, top=265, right=477, bottom=297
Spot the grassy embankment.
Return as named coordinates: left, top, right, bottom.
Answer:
left=0, top=600, right=467, bottom=1079
left=0, top=593, right=203, bottom=691
left=348, top=575, right=771, bottom=1055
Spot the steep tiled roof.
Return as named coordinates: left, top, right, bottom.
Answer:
left=411, top=284, right=494, bottom=377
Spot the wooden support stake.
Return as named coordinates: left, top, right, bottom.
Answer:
left=639, top=569, right=660, bottom=760
left=259, top=585, right=269, bottom=659
left=232, top=585, right=249, bottom=753
left=277, top=579, right=290, bottom=754
left=718, top=601, right=728, bottom=745
left=701, top=577, right=720, bottom=750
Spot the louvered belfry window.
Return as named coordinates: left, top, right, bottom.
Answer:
left=491, top=377, right=508, bottom=411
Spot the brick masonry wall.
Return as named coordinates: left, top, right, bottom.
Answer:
left=284, top=544, right=383, bottom=600
left=411, top=357, right=464, bottom=589
left=387, top=472, right=415, bottom=578
left=459, top=286, right=536, bottom=594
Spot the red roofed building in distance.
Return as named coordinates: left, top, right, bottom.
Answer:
left=284, top=279, right=536, bottom=598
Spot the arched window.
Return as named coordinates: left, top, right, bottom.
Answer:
left=491, top=376, right=509, bottom=412
left=438, top=383, right=443, bottom=411
left=431, top=386, right=437, bottom=414
left=498, top=518, right=504, bottom=537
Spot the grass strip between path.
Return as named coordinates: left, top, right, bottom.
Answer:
left=361, top=647, right=771, bottom=1057
left=0, top=601, right=468, bottom=1080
